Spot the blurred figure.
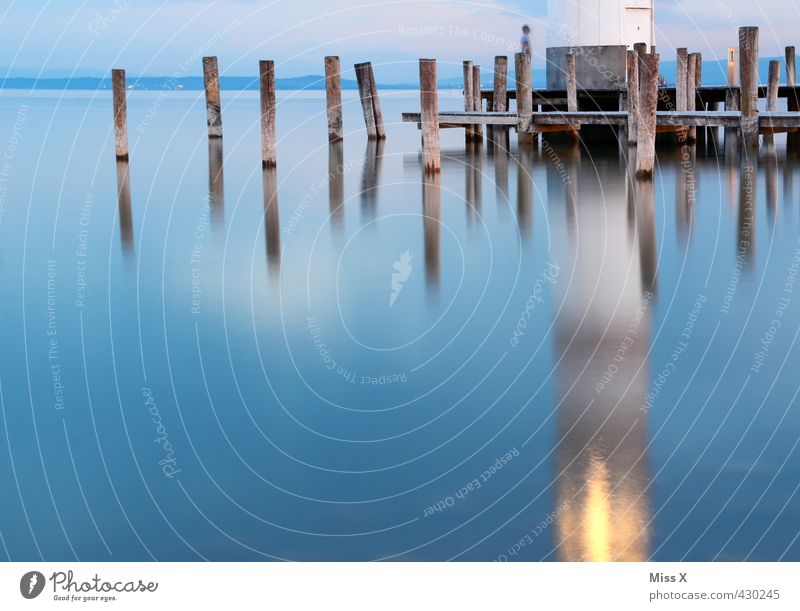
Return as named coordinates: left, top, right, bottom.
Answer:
left=520, top=24, right=531, bottom=55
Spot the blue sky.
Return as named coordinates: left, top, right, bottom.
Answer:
left=0, top=1, right=796, bottom=81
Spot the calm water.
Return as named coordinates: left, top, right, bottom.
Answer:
left=0, top=88, right=799, bottom=561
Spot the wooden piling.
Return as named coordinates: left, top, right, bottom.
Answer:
left=367, top=63, right=386, bottom=139
left=739, top=26, right=760, bottom=149
left=767, top=60, right=781, bottom=111
left=463, top=61, right=474, bottom=141
left=787, top=46, right=797, bottom=86
left=419, top=59, right=440, bottom=173
left=259, top=60, right=277, bottom=168
left=627, top=50, right=639, bottom=145
left=492, top=56, right=509, bottom=149
left=676, top=49, right=688, bottom=112
left=472, top=64, right=483, bottom=140
left=324, top=56, right=343, bottom=142
left=202, top=56, right=223, bottom=138
left=687, top=52, right=699, bottom=142
left=355, top=62, right=385, bottom=139
left=565, top=53, right=578, bottom=113
left=636, top=53, right=659, bottom=179
left=515, top=52, right=533, bottom=145
left=112, top=69, right=128, bottom=160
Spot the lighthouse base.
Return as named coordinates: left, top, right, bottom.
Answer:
left=546, top=46, right=628, bottom=91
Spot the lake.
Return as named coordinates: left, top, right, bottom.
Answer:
left=0, top=88, right=798, bottom=561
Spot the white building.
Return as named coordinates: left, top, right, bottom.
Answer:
left=546, top=0, right=655, bottom=90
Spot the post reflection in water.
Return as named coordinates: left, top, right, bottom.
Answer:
left=465, top=142, right=482, bottom=226
left=552, top=156, right=655, bottom=562
left=675, top=144, right=696, bottom=246
left=328, top=141, right=345, bottom=233
left=262, top=167, right=281, bottom=276
left=360, top=138, right=384, bottom=224
left=208, top=138, right=225, bottom=223
left=115, top=159, right=134, bottom=254
left=739, top=149, right=758, bottom=267
left=764, top=142, right=778, bottom=223
left=493, top=139, right=510, bottom=217
left=516, top=145, right=533, bottom=240
left=422, top=171, right=441, bottom=298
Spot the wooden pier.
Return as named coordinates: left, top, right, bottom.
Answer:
left=407, top=27, right=800, bottom=176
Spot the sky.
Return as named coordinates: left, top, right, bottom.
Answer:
left=0, top=0, right=797, bottom=81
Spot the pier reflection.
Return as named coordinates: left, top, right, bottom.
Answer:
left=465, top=142, right=482, bottom=226
left=360, top=138, right=384, bottom=224
left=262, top=167, right=281, bottom=277
left=115, top=160, right=133, bottom=254
left=675, top=145, right=696, bottom=246
left=208, top=138, right=225, bottom=223
left=422, top=172, right=441, bottom=299
left=516, top=146, right=533, bottom=240
left=552, top=160, right=654, bottom=562
left=328, top=142, right=345, bottom=233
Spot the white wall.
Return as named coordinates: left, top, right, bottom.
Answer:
left=547, top=0, right=654, bottom=49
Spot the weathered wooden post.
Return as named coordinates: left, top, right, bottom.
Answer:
left=493, top=56, right=509, bottom=149
left=419, top=59, right=440, bottom=173
left=259, top=60, right=277, bottom=168
left=112, top=69, right=128, bottom=160
left=676, top=48, right=688, bottom=112
left=324, top=56, right=343, bottom=142
left=463, top=60, right=475, bottom=141
left=202, top=56, right=223, bottom=138
left=739, top=26, right=760, bottom=149
left=636, top=53, right=659, bottom=178
left=634, top=42, right=647, bottom=78
left=787, top=47, right=800, bottom=155
left=355, top=62, right=385, bottom=139
left=472, top=64, right=483, bottom=141
left=767, top=60, right=781, bottom=111
left=626, top=50, right=639, bottom=145
left=515, top=52, right=533, bottom=145
left=565, top=53, right=578, bottom=113
left=687, top=52, right=699, bottom=142
left=367, top=63, right=386, bottom=139
left=787, top=46, right=797, bottom=86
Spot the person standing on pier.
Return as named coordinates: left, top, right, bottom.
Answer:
left=520, top=24, right=531, bottom=55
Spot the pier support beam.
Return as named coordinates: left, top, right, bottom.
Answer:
left=419, top=59, right=440, bottom=173
left=515, top=52, right=533, bottom=146
left=687, top=52, right=699, bottom=142
left=627, top=50, right=639, bottom=145
left=676, top=49, right=688, bottom=112
left=112, top=68, right=128, bottom=160
left=259, top=60, right=277, bottom=168
left=767, top=60, right=781, bottom=111
left=202, top=56, right=223, bottom=138
left=472, top=64, right=483, bottom=141
left=492, top=56, right=509, bottom=149
left=739, top=26, right=760, bottom=149
left=463, top=60, right=475, bottom=141
left=324, top=56, right=343, bottom=142
left=636, top=53, right=659, bottom=179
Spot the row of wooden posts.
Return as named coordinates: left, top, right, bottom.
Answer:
left=111, top=55, right=386, bottom=164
